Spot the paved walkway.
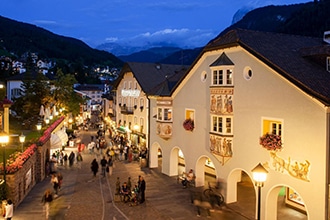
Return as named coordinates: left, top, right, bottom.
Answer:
left=13, top=130, right=252, bottom=220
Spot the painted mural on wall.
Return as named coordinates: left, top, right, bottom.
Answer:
left=260, top=133, right=310, bottom=181
left=210, top=88, right=233, bottom=114
left=156, top=122, right=172, bottom=139
left=210, top=134, right=233, bottom=157
left=267, top=151, right=310, bottom=182
left=209, top=88, right=234, bottom=165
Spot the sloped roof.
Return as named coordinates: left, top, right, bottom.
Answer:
left=210, top=52, right=234, bottom=66
left=113, top=62, right=189, bottom=96
left=177, top=29, right=330, bottom=105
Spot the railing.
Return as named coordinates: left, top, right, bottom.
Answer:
left=120, top=106, right=134, bottom=114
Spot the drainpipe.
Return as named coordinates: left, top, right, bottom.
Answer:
left=146, top=95, right=150, bottom=168
left=326, top=107, right=330, bottom=219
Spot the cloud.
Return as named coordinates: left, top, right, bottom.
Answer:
left=110, top=28, right=216, bottom=48
left=34, top=20, right=57, bottom=25
left=105, top=37, right=119, bottom=42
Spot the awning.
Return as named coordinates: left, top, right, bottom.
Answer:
left=50, top=129, right=68, bottom=149
left=50, top=133, right=62, bottom=149
left=55, top=129, right=68, bottom=144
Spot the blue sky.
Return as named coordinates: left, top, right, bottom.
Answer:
left=1, top=0, right=310, bottom=48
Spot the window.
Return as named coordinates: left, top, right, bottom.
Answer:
left=211, top=115, right=232, bottom=135
left=157, top=107, right=172, bottom=122
left=262, top=118, right=283, bottom=135
left=135, top=82, right=138, bottom=89
left=327, top=57, right=330, bottom=72
left=211, top=68, right=233, bottom=86
left=157, top=108, right=162, bottom=120
left=128, top=81, right=132, bottom=89
left=11, top=88, right=21, bottom=98
left=123, top=82, right=127, bottom=89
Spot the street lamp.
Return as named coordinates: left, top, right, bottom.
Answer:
left=45, top=118, right=50, bottom=125
left=36, top=123, right=42, bottom=133
left=0, top=131, right=9, bottom=187
left=251, top=163, right=268, bottom=220
left=19, top=133, right=26, bottom=152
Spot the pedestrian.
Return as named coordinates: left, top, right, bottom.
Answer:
left=138, top=176, right=146, bottom=203
left=51, top=173, right=59, bottom=196
left=115, top=177, right=121, bottom=195
left=91, top=158, right=99, bottom=177
left=107, top=156, right=113, bottom=176
left=41, top=189, right=53, bottom=219
left=3, top=199, right=13, bottom=220
left=100, top=156, right=107, bottom=177
left=69, top=151, right=75, bottom=167
left=127, top=177, right=132, bottom=191
left=63, top=153, right=68, bottom=166
left=57, top=172, right=63, bottom=190
left=77, top=152, right=83, bottom=169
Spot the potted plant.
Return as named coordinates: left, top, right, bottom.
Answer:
left=183, top=118, right=194, bottom=131
left=259, top=133, right=282, bottom=151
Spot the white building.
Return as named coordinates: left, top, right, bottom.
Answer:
left=148, top=29, right=330, bottom=220
left=112, top=62, right=189, bottom=153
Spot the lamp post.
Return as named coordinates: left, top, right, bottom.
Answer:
left=251, top=163, right=268, bottom=220
left=36, top=123, right=42, bottom=134
left=0, top=131, right=9, bottom=187
left=19, top=133, right=26, bottom=152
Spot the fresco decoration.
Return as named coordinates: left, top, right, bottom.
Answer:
left=266, top=151, right=310, bottom=182
left=156, top=122, right=172, bottom=140
left=210, top=88, right=233, bottom=115
left=259, top=134, right=310, bottom=181
left=209, top=134, right=233, bottom=165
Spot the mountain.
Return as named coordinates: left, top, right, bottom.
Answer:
left=158, top=47, right=203, bottom=65
left=0, top=16, right=123, bottom=67
left=219, top=1, right=330, bottom=38
left=118, top=47, right=182, bottom=63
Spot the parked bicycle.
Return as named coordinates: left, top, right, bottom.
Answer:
left=203, top=182, right=224, bottom=207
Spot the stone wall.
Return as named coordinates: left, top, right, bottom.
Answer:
left=4, top=117, right=65, bottom=208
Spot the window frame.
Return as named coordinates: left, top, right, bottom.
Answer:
left=211, top=115, right=233, bottom=135
left=157, top=107, right=173, bottom=122
left=211, top=67, right=234, bottom=86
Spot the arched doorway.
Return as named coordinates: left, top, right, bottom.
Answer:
left=266, top=185, right=308, bottom=220
left=150, top=142, right=161, bottom=168
left=169, top=147, right=183, bottom=176
left=227, top=169, right=256, bottom=219
left=195, top=156, right=217, bottom=187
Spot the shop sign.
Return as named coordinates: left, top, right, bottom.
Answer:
left=121, top=89, right=140, bottom=97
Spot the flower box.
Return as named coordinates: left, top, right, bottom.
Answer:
left=183, top=118, right=194, bottom=131
left=259, top=133, right=282, bottom=151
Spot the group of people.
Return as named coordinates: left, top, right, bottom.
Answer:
left=90, top=155, right=114, bottom=177
left=116, top=175, right=146, bottom=205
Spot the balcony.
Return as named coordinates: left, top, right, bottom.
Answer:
left=120, top=105, right=134, bottom=114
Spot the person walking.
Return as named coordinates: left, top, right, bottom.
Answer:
left=41, top=189, right=53, bottom=219
left=100, top=156, right=107, bottom=177
left=51, top=173, right=59, bottom=196
left=69, top=151, right=75, bottom=167
left=107, top=156, right=113, bottom=176
left=138, top=176, right=146, bottom=203
left=4, top=199, right=13, bottom=220
left=91, top=159, right=99, bottom=177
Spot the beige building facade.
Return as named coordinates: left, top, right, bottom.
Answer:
left=148, top=29, right=330, bottom=220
